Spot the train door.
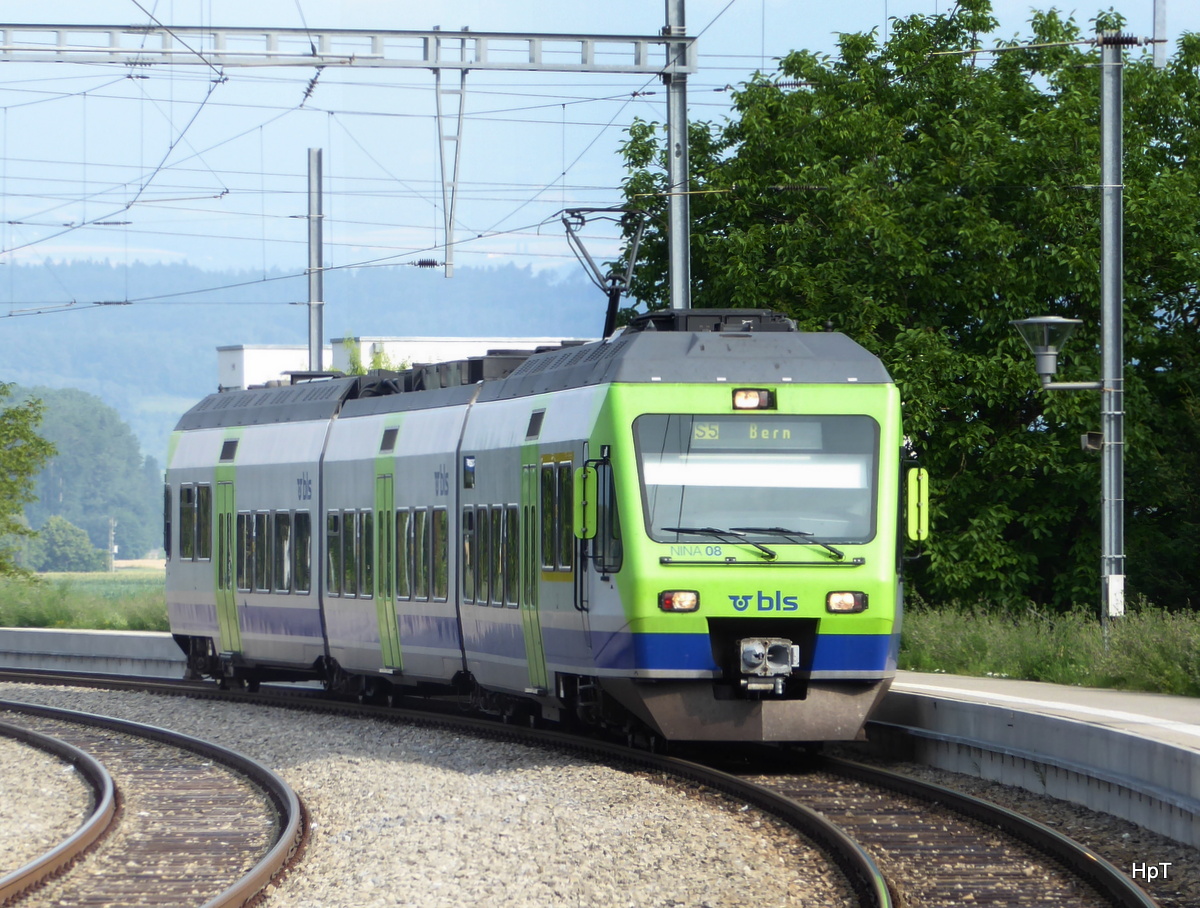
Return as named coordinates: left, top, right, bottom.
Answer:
left=375, top=473, right=403, bottom=670
left=520, top=463, right=548, bottom=693
left=214, top=480, right=242, bottom=653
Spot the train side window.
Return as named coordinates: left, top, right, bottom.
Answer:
left=342, top=511, right=359, bottom=597
left=476, top=507, right=490, bottom=605
left=413, top=509, right=430, bottom=600
left=523, top=503, right=536, bottom=605
left=557, top=464, right=574, bottom=571
left=217, top=511, right=232, bottom=591
left=378, top=508, right=393, bottom=602
left=274, top=512, right=292, bottom=593
left=196, top=485, right=212, bottom=560
left=490, top=506, right=504, bottom=606
left=595, top=462, right=623, bottom=574
left=361, top=511, right=374, bottom=600
left=163, top=485, right=172, bottom=560
left=326, top=513, right=342, bottom=596
left=236, top=513, right=251, bottom=592
left=254, top=512, right=270, bottom=592
left=461, top=508, right=475, bottom=602
left=432, top=508, right=448, bottom=601
left=540, top=467, right=555, bottom=570
left=395, top=510, right=411, bottom=600
left=180, top=485, right=196, bottom=559
left=294, top=512, right=311, bottom=594
left=504, top=506, right=519, bottom=607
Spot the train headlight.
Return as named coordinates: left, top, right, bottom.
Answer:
left=659, top=590, right=699, bottom=612
left=826, top=591, right=868, bottom=613
left=732, top=388, right=775, bottom=410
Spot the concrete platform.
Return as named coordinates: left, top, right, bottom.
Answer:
left=871, top=671, right=1200, bottom=847
left=0, top=628, right=185, bottom=678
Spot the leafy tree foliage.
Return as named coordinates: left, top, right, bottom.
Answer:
left=21, top=387, right=162, bottom=560
left=0, top=383, right=55, bottom=577
left=25, top=515, right=107, bottom=572
left=619, top=1, right=1200, bottom=609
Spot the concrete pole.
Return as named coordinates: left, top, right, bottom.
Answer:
left=307, top=148, right=324, bottom=372
left=1099, top=36, right=1126, bottom=624
left=665, top=0, right=691, bottom=310
left=1154, top=0, right=1167, bottom=70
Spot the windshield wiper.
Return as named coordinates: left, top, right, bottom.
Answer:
left=661, top=526, right=777, bottom=560
left=730, top=526, right=845, bottom=560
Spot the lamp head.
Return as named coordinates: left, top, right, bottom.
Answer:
left=1010, top=316, right=1082, bottom=380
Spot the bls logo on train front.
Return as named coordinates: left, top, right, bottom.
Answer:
left=729, top=592, right=799, bottom=612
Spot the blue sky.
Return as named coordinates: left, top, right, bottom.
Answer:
left=0, top=1, right=1193, bottom=280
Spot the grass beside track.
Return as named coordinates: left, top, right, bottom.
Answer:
left=1, top=571, right=1196, bottom=697
left=0, top=570, right=168, bottom=631
left=900, top=602, right=1200, bottom=697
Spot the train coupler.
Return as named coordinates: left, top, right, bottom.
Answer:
left=738, top=637, right=801, bottom=695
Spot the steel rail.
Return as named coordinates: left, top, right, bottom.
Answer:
left=0, top=699, right=305, bottom=908
left=824, top=756, right=1158, bottom=908
left=0, top=718, right=117, bottom=903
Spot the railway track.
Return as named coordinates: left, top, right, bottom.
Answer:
left=0, top=716, right=115, bottom=903
left=732, top=753, right=1159, bottom=908
left=0, top=699, right=305, bottom=907
left=0, top=671, right=1167, bottom=907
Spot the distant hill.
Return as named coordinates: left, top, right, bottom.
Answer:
left=2, top=260, right=605, bottom=460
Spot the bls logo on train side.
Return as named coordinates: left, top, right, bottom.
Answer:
left=434, top=465, right=450, bottom=496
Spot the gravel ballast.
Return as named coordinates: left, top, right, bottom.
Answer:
left=0, top=685, right=853, bottom=908
left=0, top=734, right=90, bottom=875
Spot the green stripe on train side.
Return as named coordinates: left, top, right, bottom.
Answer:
left=166, top=430, right=182, bottom=471
left=376, top=422, right=403, bottom=671
left=520, top=406, right=549, bottom=693
left=214, top=432, right=243, bottom=654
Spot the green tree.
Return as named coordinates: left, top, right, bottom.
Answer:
left=21, top=387, right=161, bottom=560
left=342, top=335, right=409, bottom=375
left=619, top=1, right=1200, bottom=610
left=0, top=383, right=55, bottom=577
left=26, top=515, right=107, bottom=572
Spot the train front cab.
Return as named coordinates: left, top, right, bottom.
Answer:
left=576, top=379, right=928, bottom=742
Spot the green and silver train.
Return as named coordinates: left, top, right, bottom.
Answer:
left=165, top=308, right=929, bottom=742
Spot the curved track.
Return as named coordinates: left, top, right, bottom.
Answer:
left=0, top=718, right=116, bottom=903
left=0, top=699, right=305, bottom=907
left=0, top=670, right=1162, bottom=907
left=734, top=753, right=1158, bottom=908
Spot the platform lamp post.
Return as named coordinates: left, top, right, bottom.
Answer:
left=1010, top=313, right=1122, bottom=635
left=1009, top=33, right=1130, bottom=634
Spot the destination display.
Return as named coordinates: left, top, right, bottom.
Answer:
left=688, top=416, right=823, bottom=450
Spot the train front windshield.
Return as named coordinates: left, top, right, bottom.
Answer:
left=634, top=414, right=879, bottom=544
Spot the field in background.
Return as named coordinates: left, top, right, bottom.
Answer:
left=0, top=568, right=168, bottom=631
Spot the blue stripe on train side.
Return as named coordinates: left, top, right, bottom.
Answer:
left=238, top=602, right=325, bottom=639
left=167, top=600, right=219, bottom=636
left=398, top=612, right=463, bottom=651
left=543, top=628, right=898, bottom=675
left=460, top=611, right=526, bottom=659
left=585, top=630, right=898, bottom=673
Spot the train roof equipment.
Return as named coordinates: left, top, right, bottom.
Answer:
left=176, top=309, right=892, bottom=431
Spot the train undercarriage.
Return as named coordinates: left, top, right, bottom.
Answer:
left=174, top=632, right=890, bottom=744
